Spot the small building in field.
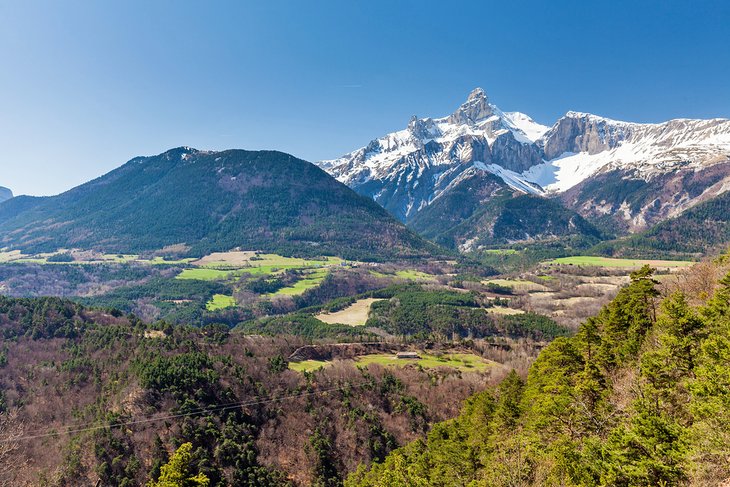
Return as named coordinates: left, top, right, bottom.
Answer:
left=396, top=351, right=420, bottom=360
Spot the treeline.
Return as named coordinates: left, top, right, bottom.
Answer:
left=347, top=265, right=730, bottom=486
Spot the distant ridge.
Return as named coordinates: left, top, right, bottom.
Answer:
left=0, top=148, right=437, bottom=260
left=0, top=186, right=12, bottom=203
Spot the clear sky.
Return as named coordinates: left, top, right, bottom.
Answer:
left=1, top=0, right=729, bottom=196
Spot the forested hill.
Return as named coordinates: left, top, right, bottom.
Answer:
left=0, top=295, right=493, bottom=486
left=347, top=263, right=730, bottom=486
left=0, top=148, right=437, bottom=260
left=598, top=190, right=730, bottom=259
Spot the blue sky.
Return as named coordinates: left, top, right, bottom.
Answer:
left=1, top=0, right=729, bottom=196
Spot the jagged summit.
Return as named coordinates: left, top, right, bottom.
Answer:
left=448, top=87, right=493, bottom=124
left=317, top=88, right=548, bottom=221
left=468, top=87, right=487, bottom=100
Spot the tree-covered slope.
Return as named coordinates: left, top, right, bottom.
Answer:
left=0, top=148, right=437, bottom=260
left=0, top=296, right=489, bottom=486
left=409, top=172, right=602, bottom=251
left=347, top=264, right=730, bottom=486
left=596, top=190, right=730, bottom=258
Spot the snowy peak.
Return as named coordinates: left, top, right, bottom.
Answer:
left=535, top=113, right=730, bottom=192
left=448, top=87, right=494, bottom=124
left=468, top=87, right=487, bottom=101
left=317, top=88, right=548, bottom=221
left=318, top=88, right=730, bottom=236
left=501, top=111, right=550, bottom=144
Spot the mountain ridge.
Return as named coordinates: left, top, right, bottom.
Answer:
left=317, top=89, right=730, bottom=247
left=0, top=148, right=437, bottom=260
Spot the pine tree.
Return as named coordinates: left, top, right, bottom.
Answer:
left=147, top=442, right=209, bottom=487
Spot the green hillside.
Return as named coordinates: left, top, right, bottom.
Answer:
left=409, top=173, right=602, bottom=250
left=0, top=148, right=437, bottom=260
left=347, top=264, right=730, bottom=486
left=596, top=190, right=730, bottom=258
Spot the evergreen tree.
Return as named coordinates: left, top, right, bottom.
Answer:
left=147, top=442, right=210, bottom=487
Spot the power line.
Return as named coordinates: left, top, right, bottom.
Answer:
left=0, top=381, right=370, bottom=443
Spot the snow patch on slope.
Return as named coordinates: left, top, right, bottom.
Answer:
left=474, top=162, right=544, bottom=194
left=501, top=111, right=549, bottom=143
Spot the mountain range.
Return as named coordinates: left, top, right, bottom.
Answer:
left=1, top=89, right=729, bottom=260
left=0, top=149, right=435, bottom=260
left=318, top=88, right=730, bottom=252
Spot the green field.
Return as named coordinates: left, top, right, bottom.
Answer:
left=288, top=359, right=332, bottom=373
left=176, top=268, right=242, bottom=280
left=548, top=256, right=693, bottom=268
left=206, top=294, right=237, bottom=311
left=367, top=269, right=437, bottom=281
left=197, top=252, right=342, bottom=269
left=270, top=269, right=329, bottom=296
left=176, top=253, right=344, bottom=282
left=355, top=352, right=492, bottom=371
left=394, top=270, right=437, bottom=281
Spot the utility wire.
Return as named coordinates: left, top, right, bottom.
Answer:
left=0, top=381, right=370, bottom=443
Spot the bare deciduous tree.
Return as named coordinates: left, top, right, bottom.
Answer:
left=0, top=409, right=26, bottom=481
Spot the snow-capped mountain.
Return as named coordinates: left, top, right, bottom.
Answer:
left=530, top=112, right=730, bottom=192
left=537, top=113, right=730, bottom=231
left=318, top=89, right=730, bottom=239
left=0, top=187, right=12, bottom=203
left=319, top=88, right=547, bottom=221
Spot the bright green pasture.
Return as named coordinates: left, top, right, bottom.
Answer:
left=206, top=294, right=237, bottom=311
left=270, top=269, right=329, bottom=296
left=176, top=268, right=241, bottom=281
left=394, top=270, right=437, bottom=281
left=288, top=360, right=331, bottom=373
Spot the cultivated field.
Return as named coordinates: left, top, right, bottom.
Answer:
left=316, top=298, right=382, bottom=326
left=288, top=351, right=497, bottom=373
left=484, top=278, right=550, bottom=292
left=547, top=256, right=693, bottom=269
left=288, top=359, right=333, bottom=373
left=355, top=352, right=495, bottom=371
left=269, top=268, right=330, bottom=296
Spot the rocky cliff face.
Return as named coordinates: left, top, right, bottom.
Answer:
left=531, top=114, right=730, bottom=232
left=0, top=186, right=13, bottom=203
left=541, top=112, right=633, bottom=159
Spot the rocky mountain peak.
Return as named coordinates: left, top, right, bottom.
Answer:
left=448, top=87, right=493, bottom=124
left=467, top=87, right=487, bottom=102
